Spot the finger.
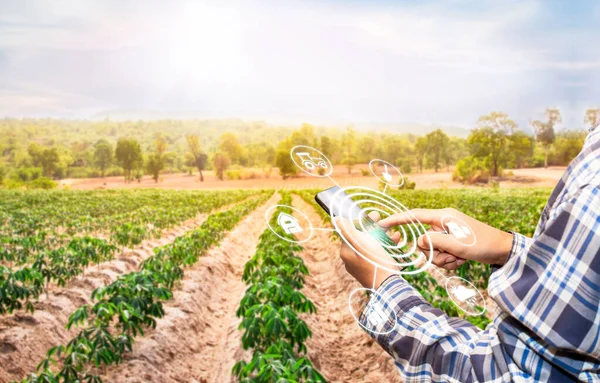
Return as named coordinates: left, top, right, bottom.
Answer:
left=440, top=257, right=466, bottom=271
left=390, top=231, right=401, bottom=245
left=337, top=217, right=394, bottom=265
left=418, top=231, right=463, bottom=257
left=432, top=251, right=452, bottom=267
left=367, top=211, right=381, bottom=223
left=379, top=209, right=443, bottom=228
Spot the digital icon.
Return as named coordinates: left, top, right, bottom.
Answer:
left=450, top=285, right=477, bottom=306
left=277, top=212, right=303, bottom=235
left=296, top=152, right=328, bottom=170
left=440, top=216, right=476, bottom=247
left=368, top=159, right=404, bottom=189
left=447, top=222, right=472, bottom=239
left=444, top=276, right=486, bottom=316
left=382, top=164, right=393, bottom=183
left=290, top=145, right=333, bottom=178
left=366, top=302, right=388, bottom=327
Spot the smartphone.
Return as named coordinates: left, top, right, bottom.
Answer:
left=315, top=186, right=405, bottom=258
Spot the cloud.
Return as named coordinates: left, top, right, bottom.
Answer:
left=0, top=0, right=597, bottom=130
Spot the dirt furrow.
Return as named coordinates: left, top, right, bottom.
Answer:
left=291, top=195, right=400, bottom=383
left=101, top=193, right=278, bottom=383
left=0, top=199, right=252, bottom=383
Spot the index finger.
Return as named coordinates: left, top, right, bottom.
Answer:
left=378, top=208, right=443, bottom=228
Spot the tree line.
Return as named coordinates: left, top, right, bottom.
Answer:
left=0, top=107, right=598, bottom=187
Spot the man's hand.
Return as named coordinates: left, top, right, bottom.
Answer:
left=337, top=212, right=401, bottom=289
left=378, top=208, right=513, bottom=270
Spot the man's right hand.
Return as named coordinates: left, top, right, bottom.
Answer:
left=378, top=208, right=514, bottom=270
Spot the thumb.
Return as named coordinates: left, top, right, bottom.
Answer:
left=418, top=232, right=463, bottom=257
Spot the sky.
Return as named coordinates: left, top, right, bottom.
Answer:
left=0, top=0, right=598, bottom=130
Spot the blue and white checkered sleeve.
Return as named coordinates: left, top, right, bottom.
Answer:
left=358, top=276, right=511, bottom=383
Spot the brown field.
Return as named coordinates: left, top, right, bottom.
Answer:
left=62, top=165, right=566, bottom=191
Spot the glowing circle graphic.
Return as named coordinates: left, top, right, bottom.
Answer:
left=265, top=204, right=314, bottom=244
left=349, top=287, right=397, bottom=335
left=290, top=145, right=333, bottom=178
left=440, top=216, right=477, bottom=247
left=445, top=276, right=486, bottom=316
left=369, top=159, right=404, bottom=188
left=330, top=186, right=433, bottom=274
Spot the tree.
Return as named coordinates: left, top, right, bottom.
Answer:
left=115, top=138, right=143, bottom=182
left=553, top=130, right=587, bottom=165
left=93, top=140, right=113, bottom=177
left=508, top=132, right=534, bottom=168
left=145, top=133, right=168, bottom=183
left=469, top=112, right=517, bottom=177
left=185, top=135, right=208, bottom=182
left=424, top=129, right=449, bottom=172
left=532, top=108, right=561, bottom=168
left=213, top=153, right=230, bottom=180
left=320, top=136, right=333, bottom=158
left=145, top=154, right=163, bottom=183
left=357, top=136, right=378, bottom=163
left=28, top=143, right=60, bottom=177
left=414, top=137, right=427, bottom=173
left=584, top=108, right=600, bottom=130
left=219, top=133, right=243, bottom=164
left=275, top=150, right=296, bottom=179
left=341, top=127, right=356, bottom=174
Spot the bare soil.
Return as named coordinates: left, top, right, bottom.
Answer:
left=100, top=193, right=277, bottom=383
left=0, top=199, right=248, bottom=383
left=62, top=166, right=564, bottom=191
left=291, top=196, right=401, bottom=382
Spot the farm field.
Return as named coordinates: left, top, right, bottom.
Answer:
left=61, top=166, right=566, bottom=191
left=0, top=187, right=552, bottom=383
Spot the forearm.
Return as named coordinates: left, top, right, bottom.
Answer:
left=359, top=276, right=510, bottom=382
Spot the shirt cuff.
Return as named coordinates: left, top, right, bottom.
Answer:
left=358, top=275, right=429, bottom=350
left=491, top=232, right=532, bottom=273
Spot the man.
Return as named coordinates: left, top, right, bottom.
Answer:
left=338, top=126, right=600, bottom=382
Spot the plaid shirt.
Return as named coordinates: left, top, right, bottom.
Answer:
left=359, top=128, right=600, bottom=382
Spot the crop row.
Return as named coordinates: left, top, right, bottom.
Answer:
left=234, top=192, right=325, bottom=383
left=16, top=192, right=271, bottom=383
left=0, top=190, right=265, bottom=316
left=1, top=189, right=260, bottom=266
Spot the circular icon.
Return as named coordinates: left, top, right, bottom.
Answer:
left=369, top=159, right=404, bottom=188
left=440, top=216, right=476, bottom=247
left=445, top=276, right=486, bottom=316
left=330, top=186, right=433, bottom=274
left=265, top=205, right=314, bottom=244
left=290, top=145, right=333, bottom=178
left=348, top=287, right=398, bottom=335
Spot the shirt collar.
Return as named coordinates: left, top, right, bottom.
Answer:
left=585, top=125, right=600, bottom=146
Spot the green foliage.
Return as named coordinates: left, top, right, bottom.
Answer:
left=235, top=193, right=324, bottom=382
left=468, top=112, right=516, bottom=177
left=145, top=153, right=165, bottom=183
left=552, top=130, right=586, bottom=166
left=508, top=131, right=534, bottom=168
left=0, top=189, right=261, bottom=316
left=27, top=177, right=57, bottom=190
left=28, top=144, right=60, bottom=178
left=424, top=129, right=450, bottom=172
left=275, top=150, right=297, bottom=179
left=453, top=156, right=489, bottom=184
left=93, top=140, right=113, bottom=177
left=398, top=177, right=416, bottom=190
left=19, top=192, right=271, bottom=383
left=213, top=152, right=231, bottom=180
left=115, top=138, right=143, bottom=182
